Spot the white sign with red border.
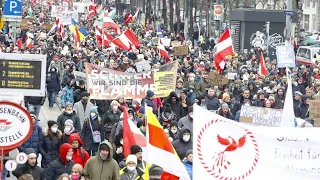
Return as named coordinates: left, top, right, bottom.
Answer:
left=0, top=101, right=33, bottom=151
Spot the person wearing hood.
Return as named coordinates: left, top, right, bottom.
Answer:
left=45, top=143, right=75, bottom=180
left=46, top=66, right=61, bottom=107
left=162, top=92, right=184, bottom=120
left=159, top=103, right=177, bottom=127
left=178, top=106, right=194, bottom=134
left=18, top=112, right=42, bottom=155
left=218, top=103, right=234, bottom=120
left=253, top=90, right=265, bottom=107
left=183, top=150, right=193, bottom=180
left=83, top=140, right=120, bottom=180
left=73, top=80, right=87, bottom=103
left=69, top=133, right=90, bottom=167
left=73, top=91, right=94, bottom=128
left=274, top=87, right=285, bottom=109
left=119, top=154, right=145, bottom=180
left=205, top=87, right=220, bottom=111
left=12, top=148, right=45, bottom=180
left=294, top=95, right=311, bottom=119
left=61, top=79, right=75, bottom=109
left=81, top=106, right=105, bottom=156
left=172, top=126, right=193, bottom=160
left=168, top=121, right=179, bottom=141
left=57, top=102, right=81, bottom=132
left=196, top=73, right=210, bottom=95
left=39, top=120, right=62, bottom=169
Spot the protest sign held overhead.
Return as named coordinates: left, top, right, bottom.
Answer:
left=207, top=71, right=229, bottom=86
left=239, top=105, right=282, bottom=126
left=85, top=62, right=178, bottom=99
left=194, top=105, right=320, bottom=180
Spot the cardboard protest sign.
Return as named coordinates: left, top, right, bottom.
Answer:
left=173, top=46, right=189, bottom=56
left=227, top=72, right=237, bottom=80
left=86, top=61, right=178, bottom=99
left=42, top=24, right=53, bottom=30
left=135, top=61, right=151, bottom=72
left=309, top=100, right=320, bottom=121
left=239, top=105, right=282, bottom=126
left=171, top=41, right=181, bottom=47
left=207, top=71, right=229, bottom=86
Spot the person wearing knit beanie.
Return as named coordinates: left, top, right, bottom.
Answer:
left=126, top=154, right=137, bottom=165
left=71, top=163, right=84, bottom=179
left=90, top=106, right=98, bottom=120
left=130, top=144, right=143, bottom=165
left=222, top=93, right=230, bottom=103
left=146, top=90, right=154, bottom=98
left=48, top=120, right=58, bottom=129
left=149, top=164, right=164, bottom=178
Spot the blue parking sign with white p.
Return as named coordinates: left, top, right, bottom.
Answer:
left=3, top=0, right=22, bottom=21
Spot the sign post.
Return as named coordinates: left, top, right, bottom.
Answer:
left=0, top=101, right=33, bottom=178
left=3, top=0, right=22, bottom=46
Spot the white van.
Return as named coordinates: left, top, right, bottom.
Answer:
left=296, top=45, right=320, bottom=65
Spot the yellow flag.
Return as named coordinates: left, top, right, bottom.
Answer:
left=0, top=17, right=4, bottom=30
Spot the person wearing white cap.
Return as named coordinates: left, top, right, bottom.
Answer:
left=119, top=154, right=145, bottom=180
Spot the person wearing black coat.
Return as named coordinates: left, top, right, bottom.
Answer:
left=96, top=99, right=111, bottom=118
left=46, top=66, right=61, bottom=107
left=12, top=148, right=45, bottom=180
left=56, top=108, right=81, bottom=132
left=294, top=96, right=311, bottom=119
left=81, top=107, right=105, bottom=156
left=39, top=121, right=62, bottom=169
left=45, top=143, right=75, bottom=180
left=172, top=126, right=193, bottom=160
left=18, top=113, right=42, bottom=155
left=73, top=80, right=86, bottom=103
left=102, top=100, right=121, bottom=140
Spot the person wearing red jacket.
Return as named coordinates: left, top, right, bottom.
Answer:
left=69, top=133, right=90, bottom=167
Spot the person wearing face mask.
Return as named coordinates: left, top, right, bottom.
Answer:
left=39, top=120, right=62, bottom=169
left=81, top=106, right=105, bottom=156
left=178, top=106, right=194, bottom=134
left=84, top=140, right=120, bottom=180
left=62, top=120, right=78, bottom=143
left=69, top=133, right=90, bottom=167
left=45, top=143, right=75, bottom=180
left=57, top=102, right=81, bottom=132
left=74, top=91, right=94, bottom=128
left=103, top=100, right=122, bottom=140
left=46, top=66, right=61, bottom=107
left=70, top=164, right=84, bottom=180
left=119, top=155, right=145, bottom=180
left=172, top=126, right=193, bottom=160
left=168, top=121, right=180, bottom=141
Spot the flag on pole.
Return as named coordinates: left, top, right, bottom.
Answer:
left=146, top=108, right=191, bottom=180
left=280, top=68, right=295, bottom=127
left=258, top=53, right=268, bottom=77
left=214, top=28, right=234, bottom=72
left=123, top=29, right=140, bottom=48
left=158, top=39, right=169, bottom=58
left=25, top=32, right=34, bottom=49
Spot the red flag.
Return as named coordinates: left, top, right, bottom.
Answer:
left=258, top=53, right=268, bottom=77
left=123, top=29, right=140, bottom=48
left=214, top=28, right=234, bottom=73
left=124, top=13, right=133, bottom=25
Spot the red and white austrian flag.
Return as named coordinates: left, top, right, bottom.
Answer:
left=194, top=105, right=320, bottom=180
left=214, top=28, right=234, bottom=72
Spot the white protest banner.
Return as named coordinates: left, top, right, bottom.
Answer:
left=239, top=105, right=282, bottom=126
left=85, top=62, right=178, bottom=99
left=227, top=72, right=237, bottom=80
left=194, top=105, right=320, bottom=180
left=160, top=38, right=171, bottom=47
left=51, top=6, right=67, bottom=17
left=73, top=2, right=88, bottom=13
left=57, top=11, right=79, bottom=25
left=135, top=61, right=151, bottom=72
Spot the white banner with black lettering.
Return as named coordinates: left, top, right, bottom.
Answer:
left=194, top=105, right=320, bottom=180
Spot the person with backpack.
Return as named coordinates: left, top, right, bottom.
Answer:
left=69, top=133, right=90, bottom=167
left=81, top=106, right=105, bottom=156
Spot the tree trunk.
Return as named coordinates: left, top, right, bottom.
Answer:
left=169, top=0, right=174, bottom=33
left=163, top=0, right=168, bottom=24
left=190, top=0, right=194, bottom=45
left=176, top=0, right=181, bottom=34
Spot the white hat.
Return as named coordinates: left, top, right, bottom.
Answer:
left=126, top=154, right=137, bottom=165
